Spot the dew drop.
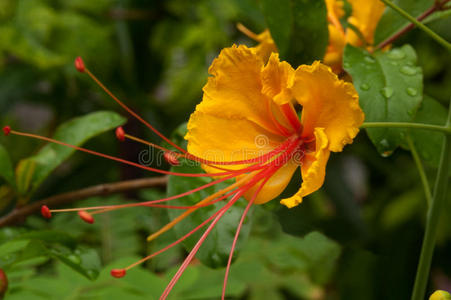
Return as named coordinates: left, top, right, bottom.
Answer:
left=364, top=56, right=375, bottom=63
left=360, top=83, right=370, bottom=91
left=67, top=254, right=81, bottom=264
left=380, top=139, right=390, bottom=148
left=381, top=87, right=394, bottom=99
left=400, top=65, right=417, bottom=76
left=343, top=62, right=351, bottom=69
left=381, top=150, right=393, bottom=157
left=387, top=49, right=405, bottom=60
left=406, top=87, right=418, bottom=96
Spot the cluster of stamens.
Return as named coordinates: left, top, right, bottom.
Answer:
left=2, top=57, right=310, bottom=300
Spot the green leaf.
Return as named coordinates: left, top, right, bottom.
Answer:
left=409, top=96, right=448, bottom=167
left=15, top=111, right=126, bottom=195
left=343, top=45, right=423, bottom=155
left=166, top=162, right=252, bottom=268
left=261, top=0, right=292, bottom=56
left=50, top=247, right=101, bottom=280
left=0, top=144, right=15, bottom=186
left=375, top=0, right=434, bottom=44
left=261, top=0, right=328, bottom=64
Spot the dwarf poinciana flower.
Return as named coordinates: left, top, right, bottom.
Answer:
left=240, top=0, right=386, bottom=73
left=324, top=0, right=386, bottom=71
left=5, top=44, right=363, bottom=299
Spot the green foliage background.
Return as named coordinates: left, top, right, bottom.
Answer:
left=0, top=0, right=450, bottom=299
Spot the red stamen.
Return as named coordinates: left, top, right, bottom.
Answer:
left=78, top=210, right=94, bottom=224
left=111, top=269, right=126, bottom=278
left=115, top=127, right=125, bottom=142
left=280, top=103, right=302, bottom=133
left=159, top=191, right=245, bottom=300
left=81, top=67, right=186, bottom=154
left=221, top=174, right=271, bottom=299
left=2, top=126, right=10, bottom=136
left=74, top=57, right=85, bottom=73
left=8, top=129, right=267, bottom=178
left=164, top=151, right=180, bottom=166
left=41, top=205, right=52, bottom=219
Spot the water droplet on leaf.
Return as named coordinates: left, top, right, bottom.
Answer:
left=388, top=49, right=405, bottom=60
left=380, top=139, right=390, bottom=149
left=67, top=254, right=81, bottom=264
left=343, top=62, right=351, bottom=69
left=364, top=56, right=375, bottom=63
left=360, top=83, right=370, bottom=91
left=400, top=65, right=417, bottom=76
left=381, top=87, right=394, bottom=98
left=406, top=87, right=418, bottom=96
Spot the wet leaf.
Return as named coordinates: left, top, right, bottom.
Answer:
left=15, top=111, right=126, bottom=195
left=344, top=45, right=423, bottom=155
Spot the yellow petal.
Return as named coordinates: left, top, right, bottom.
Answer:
left=326, top=0, right=345, bottom=20
left=242, top=158, right=299, bottom=205
left=253, top=30, right=278, bottom=62
left=280, top=128, right=330, bottom=208
left=261, top=53, right=295, bottom=106
left=323, top=24, right=346, bottom=73
left=196, top=44, right=283, bottom=136
left=346, top=0, right=385, bottom=47
left=291, top=61, right=364, bottom=152
left=185, top=110, right=285, bottom=168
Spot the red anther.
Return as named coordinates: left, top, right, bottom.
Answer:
left=0, top=269, right=7, bottom=297
left=74, top=57, right=85, bottom=73
left=111, top=269, right=126, bottom=278
left=164, top=152, right=180, bottom=166
left=3, top=126, right=11, bottom=136
left=41, top=205, right=52, bottom=219
left=78, top=210, right=94, bottom=224
left=115, top=127, right=125, bottom=142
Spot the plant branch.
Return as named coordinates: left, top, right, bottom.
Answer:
left=406, top=134, right=432, bottom=206
left=0, top=176, right=168, bottom=227
left=379, top=0, right=451, bottom=51
left=361, top=122, right=451, bottom=134
left=411, top=103, right=451, bottom=300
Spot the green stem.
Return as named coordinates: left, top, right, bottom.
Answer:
left=406, top=134, right=432, bottom=206
left=361, top=122, right=451, bottom=134
left=380, top=0, right=451, bottom=51
left=411, top=103, right=451, bottom=300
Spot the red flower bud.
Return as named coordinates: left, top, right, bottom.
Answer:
left=74, top=57, right=85, bottom=73
left=2, top=126, right=11, bottom=136
left=164, top=152, right=180, bottom=166
left=115, top=127, right=125, bottom=142
left=78, top=210, right=94, bottom=224
left=0, top=269, right=8, bottom=297
left=111, top=269, right=126, bottom=278
left=41, top=205, right=52, bottom=219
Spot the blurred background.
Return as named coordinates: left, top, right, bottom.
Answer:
left=0, top=0, right=450, bottom=299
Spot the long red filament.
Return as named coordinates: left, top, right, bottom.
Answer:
left=83, top=67, right=186, bottom=154
left=8, top=130, right=269, bottom=178
left=159, top=191, right=244, bottom=300
left=280, top=103, right=302, bottom=133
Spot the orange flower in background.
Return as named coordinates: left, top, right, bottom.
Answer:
left=324, top=0, right=386, bottom=72
left=239, top=0, right=385, bottom=73
left=5, top=44, right=363, bottom=299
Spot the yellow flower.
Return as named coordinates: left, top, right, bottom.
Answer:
left=185, top=44, right=364, bottom=208
left=430, top=290, right=451, bottom=300
left=325, top=0, right=385, bottom=71
left=9, top=47, right=363, bottom=298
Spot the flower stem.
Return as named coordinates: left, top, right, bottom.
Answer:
left=376, top=0, right=451, bottom=50
left=406, top=134, right=432, bottom=206
left=379, top=0, right=451, bottom=51
left=361, top=122, right=451, bottom=134
left=410, top=103, right=451, bottom=300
